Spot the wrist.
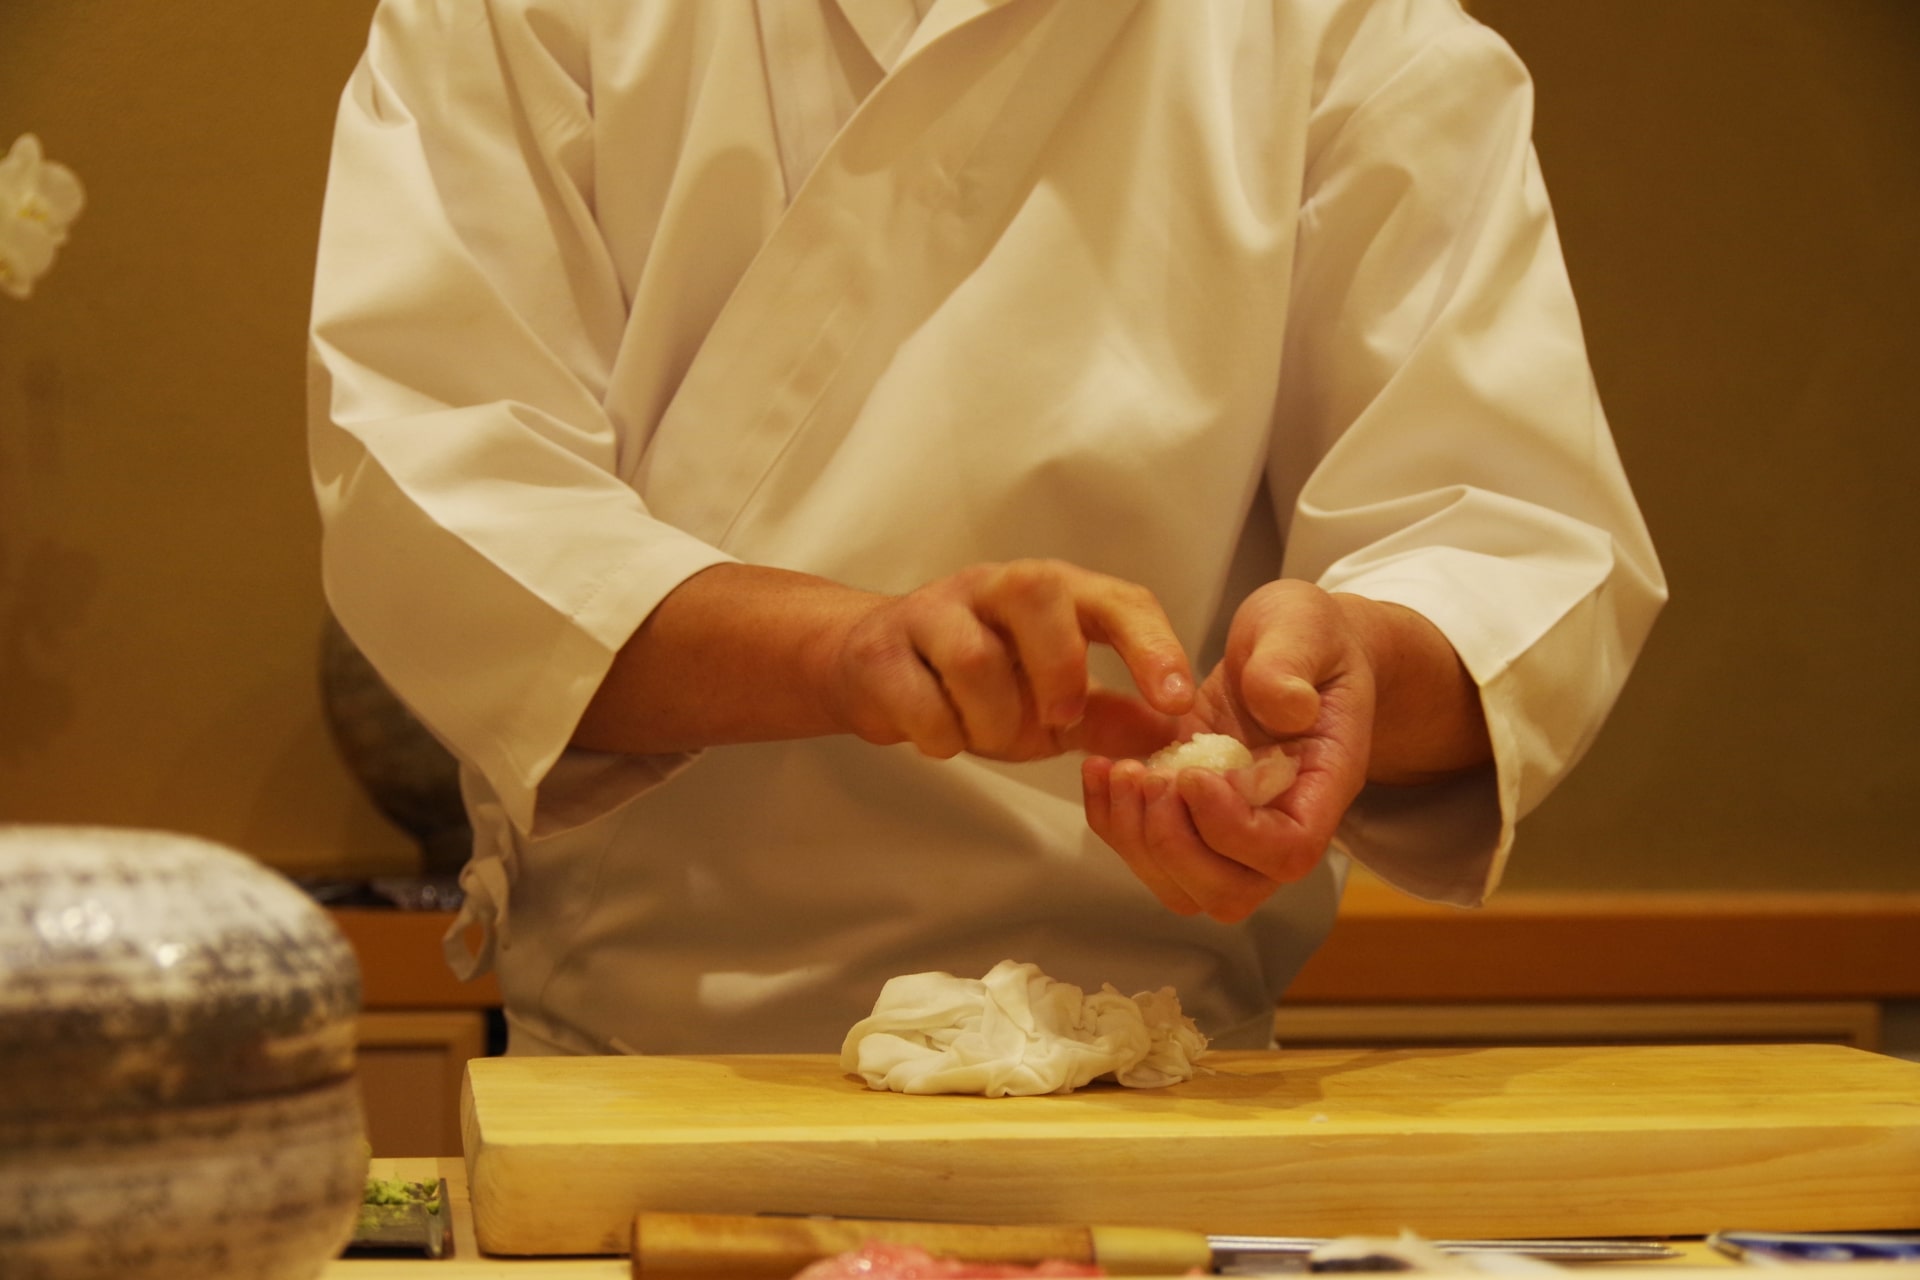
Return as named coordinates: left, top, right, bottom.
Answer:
left=574, top=564, right=888, bottom=754
left=1331, top=592, right=1489, bottom=784
left=795, top=583, right=887, bottom=740
left=1330, top=592, right=1401, bottom=691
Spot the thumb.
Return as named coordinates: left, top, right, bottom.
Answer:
left=1238, top=635, right=1322, bottom=739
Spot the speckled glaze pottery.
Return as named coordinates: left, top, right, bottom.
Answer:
left=0, top=825, right=368, bottom=1279
left=319, top=613, right=472, bottom=876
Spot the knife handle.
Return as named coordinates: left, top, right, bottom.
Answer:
left=631, top=1211, right=1213, bottom=1278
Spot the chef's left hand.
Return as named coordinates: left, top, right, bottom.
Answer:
left=1081, top=581, right=1489, bottom=923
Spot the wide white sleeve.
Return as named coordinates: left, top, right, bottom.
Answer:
left=1271, top=6, right=1666, bottom=904
left=307, top=0, right=733, bottom=835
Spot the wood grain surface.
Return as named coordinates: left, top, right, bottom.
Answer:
left=332, top=890, right=1920, bottom=1011
left=460, top=1044, right=1920, bottom=1256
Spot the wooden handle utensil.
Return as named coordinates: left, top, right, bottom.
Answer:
left=630, top=1211, right=1214, bottom=1278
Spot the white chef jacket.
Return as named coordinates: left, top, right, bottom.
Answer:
left=308, top=0, right=1666, bottom=1054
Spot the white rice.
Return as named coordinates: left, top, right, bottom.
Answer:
left=1146, top=733, right=1254, bottom=772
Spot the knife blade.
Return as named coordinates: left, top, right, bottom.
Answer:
left=629, top=1212, right=1679, bottom=1277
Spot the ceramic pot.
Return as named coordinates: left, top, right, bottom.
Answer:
left=0, top=825, right=368, bottom=1279
left=318, top=613, right=472, bottom=877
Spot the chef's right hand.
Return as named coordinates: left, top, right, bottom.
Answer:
left=822, top=559, right=1196, bottom=763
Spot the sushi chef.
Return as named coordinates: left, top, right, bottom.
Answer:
left=307, top=0, right=1665, bottom=1055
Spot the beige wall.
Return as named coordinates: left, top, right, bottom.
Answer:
left=1471, top=0, right=1920, bottom=890
left=1, top=3, right=1916, bottom=889
left=0, top=1, right=406, bottom=875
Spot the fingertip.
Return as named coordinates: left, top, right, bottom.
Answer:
left=1251, top=671, right=1320, bottom=737
left=1173, top=766, right=1227, bottom=808
left=1207, top=897, right=1261, bottom=926
left=1046, top=697, right=1088, bottom=729
left=910, top=722, right=968, bottom=760
left=1110, top=627, right=1192, bottom=714
left=1157, top=669, right=1194, bottom=712
left=1081, top=757, right=1108, bottom=833
left=1231, top=750, right=1300, bottom=807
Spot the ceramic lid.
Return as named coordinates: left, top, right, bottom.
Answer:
left=0, top=825, right=361, bottom=1117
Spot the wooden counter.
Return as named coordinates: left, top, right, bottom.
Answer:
left=330, top=1159, right=1915, bottom=1278
left=334, top=883, right=1920, bottom=1010
left=331, top=1159, right=620, bottom=1280
left=462, top=1046, right=1920, bottom=1252
left=333, top=885, right=1920, bottom=1156
left=1289, top=878, right=1920, bottom=1003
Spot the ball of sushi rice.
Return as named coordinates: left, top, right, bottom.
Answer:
left=1145, top=733, right=1299, bottom=805
left=1146, top=733, right=1255, bottom=772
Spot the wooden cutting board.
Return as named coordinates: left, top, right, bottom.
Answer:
left=460, top=1044, right=1920, bottom=1256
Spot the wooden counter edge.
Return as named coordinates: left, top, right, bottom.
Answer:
left=329, top=1161, right=1920, bottom=1278
left=332, top=889, right=1920, bottom=1010
left=334, top=908, right=501, bottom=1009
left=1288, top=886, right=1920, bottom=1003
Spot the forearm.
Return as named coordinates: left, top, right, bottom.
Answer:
left=571, top=558, right=1196, bottom=763
left=1334, top=593, right=1491, bottom=786
left=571, top=563, right=874, bottom=756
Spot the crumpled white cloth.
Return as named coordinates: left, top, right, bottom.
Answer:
left=839, top=960, right=1209, bottom=1097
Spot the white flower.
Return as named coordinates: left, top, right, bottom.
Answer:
left=0, top=133, right=86, bottom=300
